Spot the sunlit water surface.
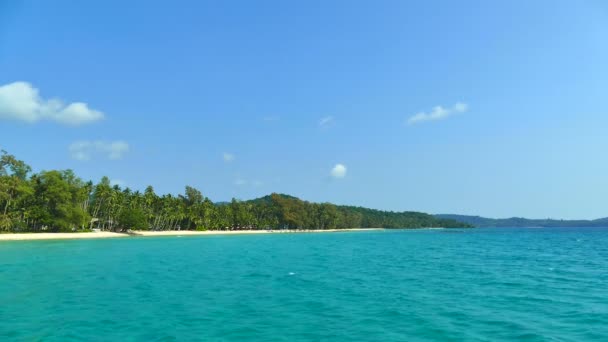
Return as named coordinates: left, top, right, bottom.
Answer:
left=1, top=228, right=607, bottom=341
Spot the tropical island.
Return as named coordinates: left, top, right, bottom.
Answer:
left=0, top=150, right=470, bottom=235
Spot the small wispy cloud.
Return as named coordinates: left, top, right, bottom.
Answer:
left=407, top=102, right=468, bottom=125
left=319, top=116, right=334, bottom=128
left=234, top=178, right=247, bottom=186
left=69, top=141, right=129, bottom=161
left=0, top=81, right=104, bottom=125
left=330, top=164, right=347, bottom=179
left=223, top=153, right=235, bottom=162
left=233, top=178, right=263, bottom=187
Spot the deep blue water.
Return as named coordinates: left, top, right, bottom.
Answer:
left=1, top=228, right=607, bottom=341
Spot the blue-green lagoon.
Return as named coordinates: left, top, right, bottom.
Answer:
left=1, top=228, right=607, bottom=341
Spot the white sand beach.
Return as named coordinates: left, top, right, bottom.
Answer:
left=0, top=231, right=130, bottom=241
left=0, top=228, right=384, bottom=241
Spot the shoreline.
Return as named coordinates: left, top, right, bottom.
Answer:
left=0, top=228, right=384, bottom=241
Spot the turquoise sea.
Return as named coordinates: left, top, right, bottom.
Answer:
left=1, top=228, right=607, bottom=341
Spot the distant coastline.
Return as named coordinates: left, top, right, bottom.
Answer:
left=435, top=214, right=608, bottom=228
left=0, top=228, right=386, bottom=241
left=0, top=150, right=471, bottom=233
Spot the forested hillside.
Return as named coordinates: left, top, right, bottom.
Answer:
left=436, top=214, right=608, bottom=228
left=0, top=150, right=470, bottom=232
left=247, top=195, right=469, bottom=229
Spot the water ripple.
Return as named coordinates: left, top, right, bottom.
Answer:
left=0, top=228, right=607, bottom=341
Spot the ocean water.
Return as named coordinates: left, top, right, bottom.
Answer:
left=1, top=228, right=607, bottom=341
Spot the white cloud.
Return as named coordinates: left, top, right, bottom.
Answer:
left=69, top=141, right=129, bottom=161
left=223, top=152, right=235, bottom=162
left=233, top=178, right=263, bottom=187
left=234, top=178, right=247, bottom=186
left=453, top=102, right=468, bottom=113
left=407, top=102, right=468, bottom=125
left=319, top=116, right=334, bottom=128
left=330, top=164, right=347, bottom=179
left=0, top=82, right=104, bottom=125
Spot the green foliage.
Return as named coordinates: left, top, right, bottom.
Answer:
left=0, top=150, right=471, bottom=232
left=118, top=207, right=148, bottom=231
left=248, top=194, right=468, bottom=229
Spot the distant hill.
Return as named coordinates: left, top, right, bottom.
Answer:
left=435, top=214, right=608, bottom=228
left=244, top=193, right=473, bottom=228
left=247, top=193, right=300, bottom=204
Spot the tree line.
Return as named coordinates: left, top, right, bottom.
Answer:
left=0, top=150, right=470, bottom=232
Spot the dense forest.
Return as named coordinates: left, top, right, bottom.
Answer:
left=0, top=150, right=470, bottom=232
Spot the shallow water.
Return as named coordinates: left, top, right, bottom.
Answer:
left=1, top=228, right=607, bottom=341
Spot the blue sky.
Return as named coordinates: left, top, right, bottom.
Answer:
left=1, top=0, right=607, bottom=219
